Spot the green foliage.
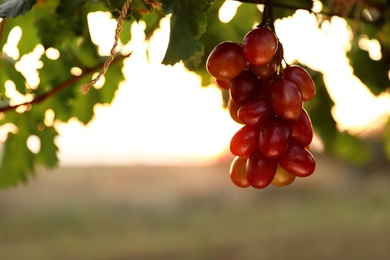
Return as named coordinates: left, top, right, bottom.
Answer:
left=0, top=0, right=389, bottom=187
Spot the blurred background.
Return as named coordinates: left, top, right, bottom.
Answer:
left=1, top=1, right=390, bottom=259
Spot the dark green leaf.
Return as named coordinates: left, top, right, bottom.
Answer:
left=347, top=39, right=390, bottom=95
left=161, top=0, right=215, bottom=65
left=0, top=0, right=37, bottom=18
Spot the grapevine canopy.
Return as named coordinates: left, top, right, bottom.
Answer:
left=0, top=0, right=389, bottom=188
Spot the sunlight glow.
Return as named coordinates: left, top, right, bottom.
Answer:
left=219, top=1, right=241, bottom=23
left=5, top=6, right=390, bottom=166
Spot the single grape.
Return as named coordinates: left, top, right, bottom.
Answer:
left=278, top=144, right=316, bottom=177
left=246, top=150, right=277, bottom=189
left=289, top=109, right=313, bottom=147
left=271, top=164, right=296, bottom=187
left=229, top=156, right=250, bottom=188
left=206, top=41, right=247, bottom=80
left=230, top=125, right=260, bottom=157
left=259, top=117, right=290, bottom=158
left=237, top=98, right=274, bottom=126
left=230, top=70, right=260, bottom=105
left=251, top=60, right=276, bottom=79
left=242, top=27, right=278, bottom=66
left=228, top=99, right=244, bottom=124
left=215, top=78, right=231, bottom=90
left=270, top=78, right=303, bottom=121
left=283, top=65, right=316, bottom=101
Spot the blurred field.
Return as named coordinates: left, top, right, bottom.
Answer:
left=0, top=153, right=390, bottom=260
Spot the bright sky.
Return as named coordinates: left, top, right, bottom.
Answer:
left=2, top=2, right=390, bottom=166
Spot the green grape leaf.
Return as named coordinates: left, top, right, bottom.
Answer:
left=0, top=55, right=26, bottom=94
left=160, top=0, right=215, bottom=65
left=0, top=0, right=37, bottom=18
left=0, top=11, right=40, bottom=56
left=35, top=125, right=59, bottom=168
left=71, top=60, right=124, bottom=124
left=0, top=132, right=35, bottom=187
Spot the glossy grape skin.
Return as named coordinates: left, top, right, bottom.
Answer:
left=215, top=78, right=231, bottom=90
left=230, top=70, right=260, bottom=105
left=246, top=150, right=277, bottom=189
left=242, top=27, right=278, bottom=66
left=228, top=99, right=244, bottom=124
left=237, top=98, right=274, bottom=126
left=229, top=156, right=250, bottom=188
left=283, top=65, right=316, bottom=101
left=271, top=164, right=296, bottom=187
left=251, top=61, right=276, bottom=79
left=278, top=144, right=316, bottom=177
left=230, top=125, right=260, bottom=157
left=259, top=118, right=290, bottom=158
left=289, top=109, right=313, bottom=147
left=271, top=79, right=303, bottom=121
left=206, top=41, right=247, bottom=80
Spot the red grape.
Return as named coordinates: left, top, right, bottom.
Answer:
left=251, top=60, right=276, bottom=79
left=278, top=144, right=316, bottom=177
left=289, top=109, right=313, bottom=147
left=237, top=98, right=274, bottom=126
left=283, top=65, right=316, bottom=101
left=215, top=78, right=231, bottom=90
left=228, top=99, right=244, bottom=124
left=207, top=41, right=247, bottom=80
left=270, top=78, right=303, bottom=120
left=259, top=117, right=290, bottom=158
left=246, top=150, right=277, bottom=189
left=230, top=125, right=260, bottom=157
left=230, top=70, right=260, bottom=105
left=229, top=156, right=250, bottom=188
left=242, top=27, right=278, bottom=66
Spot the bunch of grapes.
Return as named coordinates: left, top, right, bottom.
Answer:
left=207, top=27, right=316, bottom=189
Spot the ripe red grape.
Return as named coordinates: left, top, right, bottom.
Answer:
left=228, top=99, right=244, bottom=124
left=270, top=78, right=303, bottom=120
left=278, top=144, right=316, bottom=177
left=237, top=98, right=274, bottom=126
left=259, top=117, right=290, bottom=158
left=283, top=65, right=316, bottom=101
left=246, top=150, right=277, bottom=189
left=251, top=60, right=276, bottom=79
left=242, top=27, right=278, bottom=66
left=289, top=109, right=313, bottom=147
left=207, top=41, right=247, bottom=80
left=215, top=78, right=231, bottom=90
left=230, top=70, right=260, bottom=105
left=229, top=156, right=250, bottom=188
left=230, top=125, right=260, bottom=157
